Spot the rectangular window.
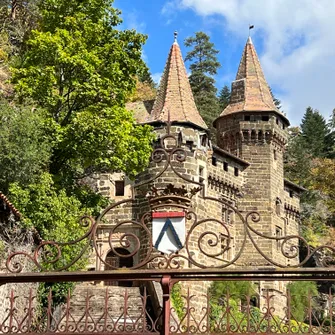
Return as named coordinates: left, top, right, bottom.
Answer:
left=186, top=140, right=193, bottom=151
left=244, top=115, right=251, bottom=121
left=115, top=180, right=125, bottom=196
left=289, top=190, right=294, bottom=198
left=212, top=157, right=217, bottom=166
left=200, top=134, right=207, bottom=147
left=224, top=162, right=228, bottom=171
left=262, top=115, right=269, bottom=121
left=274, top=150, right=277, bottom=160
left=234, top=167, right=239, bottom=176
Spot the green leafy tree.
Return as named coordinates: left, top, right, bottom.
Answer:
left=218, top=85, right=230, bottom=111
left=12, top=0, right=154, bottom=181
left=184, top=31, right=221, bottom=136
left=0, top=100, right=52, bottom=193
left=287, top=281, right=318, bottom=322
left=4, top=0, right=155, bottom=308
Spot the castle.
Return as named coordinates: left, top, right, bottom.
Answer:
left=89, top=34, right=305, bottom=317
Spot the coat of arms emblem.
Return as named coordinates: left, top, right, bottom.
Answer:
left=152, top=212, right=186, bottom=254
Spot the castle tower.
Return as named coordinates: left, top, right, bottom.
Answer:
left=214, top=37, right=300, bottom=313
left=146, top=33, right=208, bottom=130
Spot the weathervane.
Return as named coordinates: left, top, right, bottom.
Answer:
left=249, top=24, right=254, bottom=36
left=174, top=30, right=178, bottom=43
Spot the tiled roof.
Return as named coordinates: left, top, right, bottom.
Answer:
left=0, top=192, right=21, bottom=219
left=146, top=41, right=208, bottom=130
left=215, top=37, right=289, bottom=126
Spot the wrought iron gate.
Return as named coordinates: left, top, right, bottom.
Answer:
left=1, top=123, right=335, bottom=335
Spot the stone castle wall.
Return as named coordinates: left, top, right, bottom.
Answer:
left=89, top=115, right=302, bottom=319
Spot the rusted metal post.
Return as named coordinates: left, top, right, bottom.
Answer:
left=161, top=275, right=171, bottom=335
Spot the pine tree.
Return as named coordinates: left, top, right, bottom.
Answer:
left=218, top=85, right=230, bottom=110
left=184, top=31, right=221, bottom=137
left=300, top=107, right=331, bottom=157
left=269, top=87, right=282, bottom=111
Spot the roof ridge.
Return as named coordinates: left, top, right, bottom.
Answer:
left=214, top=37, right=290, bottom=127
left=250, top=43, right=273, bottom=110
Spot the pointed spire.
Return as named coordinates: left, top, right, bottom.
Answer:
left=215, top=37, right=289, bottom=125
left=147, top=34, right=207, bottom=130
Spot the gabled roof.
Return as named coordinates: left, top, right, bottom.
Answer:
left=146, top=39, right=208, bottom=130
left=214, top=37, right=289, bottom=126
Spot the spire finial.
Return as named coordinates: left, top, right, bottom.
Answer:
left=248, top=24, right=254, bottom=36
left=174, top=31, right=178, bottom=43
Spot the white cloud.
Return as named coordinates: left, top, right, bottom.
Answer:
left=173, top=0, right=335, bottom=125
left=122, top=10, right=146, bottom=33
left=152, top=72, right=163, bottom=85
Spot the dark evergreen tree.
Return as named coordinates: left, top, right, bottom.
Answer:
left=184, top=31, right=221, bottom=137
left=300, top=107, right=331, bottom=158
left=218, top=85, right=230, bottom=110
left=269, top=87, right=282, bottom=111
left=139, top=64, right=155, bottom=88
left=326, top=108, right=335, bottom=158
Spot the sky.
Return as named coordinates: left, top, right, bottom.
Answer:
left=114, top=0, right=335, bottom=126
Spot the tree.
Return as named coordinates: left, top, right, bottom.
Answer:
left=285, top=108, right=335, bottom=246
left=310, top=158, right=335, bottom=223
left=184, top=31, right=221, bottom=136
left=300, top=107, right=331, bottom=158
left=218, top=85, right=230, bottom=111
left=0, top=0, right=39, bottom=55
left=269, top=87, right=282, bottom=111
left=11, top=0, right=154, bottom=180
left=0, top=100, right=52, bottom=193
left=139, top=64, right=156, bottom=88
left=287, top=281, right=318, bottom=322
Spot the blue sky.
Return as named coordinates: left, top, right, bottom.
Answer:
left=114, top=0, right=335, bottom=126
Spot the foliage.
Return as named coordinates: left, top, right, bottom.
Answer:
left=184, top=31, right=221, bottom=138
left=218, top=85, right=230, bottom=111
left=300, top=107, right=332, bottom=158
left=285, top=107, right=335, bottom=245
left=0, top=100, right=52, bottom=193
left=0, top=0, right=39, bottom=56
left=8, top=172, right=96, bottom=271
left=210, top=281, right=255, bottom=302
left=269, top=87, right=282, bottom=111
left=310, top=158, right=335, bottom=224
left=11, top=0, right=154, bottom=179
left=1, top=0, right=156, bottom=309
left=210, top=281, right=311, bottom=333
left=128, top=77, right=156, bottom=102
left=138, top=64, right=156, bottom=88
left=287, top=281, right=318, bottom=322
left=171, top=282, right=185, bottom=320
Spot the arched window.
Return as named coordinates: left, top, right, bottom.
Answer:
left=104, top=248, right=133, bottom=287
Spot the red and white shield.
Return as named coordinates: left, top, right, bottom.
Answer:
left=152, top=212, right=186, bottom=254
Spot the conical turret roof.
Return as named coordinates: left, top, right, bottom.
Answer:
left=147, top=38, right=207, bottom=130
left=214, top=37, right=289, bottom=126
